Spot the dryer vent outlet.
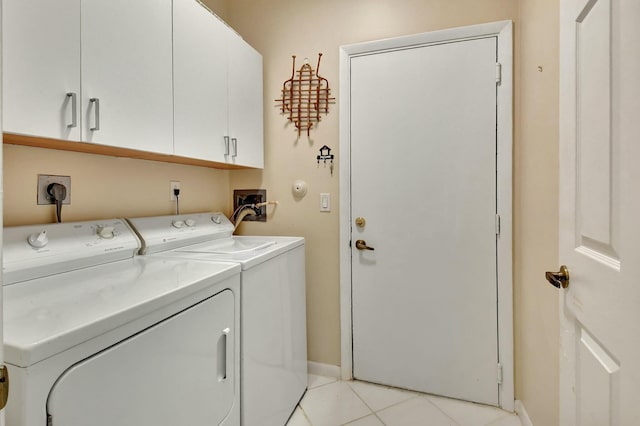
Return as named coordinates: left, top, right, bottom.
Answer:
left=233, top=189, right=267, bottom=222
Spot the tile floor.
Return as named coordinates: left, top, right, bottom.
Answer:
left=286, top=375, right=522, bottom=426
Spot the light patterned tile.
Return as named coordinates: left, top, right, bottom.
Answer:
left=348, top=380, right=418, bottom=411
left=377, top=397, right=459, bottom=426
left=344, top=414, right=385, bottom=426
left=300, top=381, right=372, bottom=426
left=426, top=395, right=508, bottom=426
left=308, top=373, right=338, bottom=389
left=486, top=413, right=522, bottom=426
left=286, top=407, right=312, bottom=426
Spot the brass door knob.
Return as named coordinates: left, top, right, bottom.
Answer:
left=355, top=217, right=366, bottom=227
left=355, top=240, right=374, bottom=251
left=545, top=265, right=570, bottom=289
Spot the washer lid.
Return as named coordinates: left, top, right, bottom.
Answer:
left=3, top=257, right=240, bottom=367
left=173, top=236, right=305, bottom=269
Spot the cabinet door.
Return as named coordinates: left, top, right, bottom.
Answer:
left=81, top=0, right=173, bottom=154
left=227, top=32, right=264, bottom=168
left=173, top=0, right=229, bottom=162
left=2, top=0, right=81, bottom=141
left=47, top=290, right=237, bottom=425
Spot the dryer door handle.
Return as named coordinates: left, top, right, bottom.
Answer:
left=217, top=328, right=230, bottom=381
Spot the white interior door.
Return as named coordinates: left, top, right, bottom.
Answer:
left=350, top=37, right=500, bottom=406
left=558, top=0, right=640, bottom=424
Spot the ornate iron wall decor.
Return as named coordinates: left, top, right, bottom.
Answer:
left=275, top=53, right=335, bottom=136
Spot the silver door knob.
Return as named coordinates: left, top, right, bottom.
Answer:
left=355, top=240, right=374, bottom=251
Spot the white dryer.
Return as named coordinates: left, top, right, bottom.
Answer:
left=127, top=212, right=307, bottom=426
left=3, top=219, right=241, bottom=426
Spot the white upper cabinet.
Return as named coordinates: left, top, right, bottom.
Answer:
left=2, top=0, right=262, bottom=167
left=2, top=0, right=82, bottom=141
left=227, top=32, right=264, bottom=169
left=173, top=0, right=229, bottom=162
left=81, top=0, right=174, bottom=154
left=173, top=0, right=264, bottom=168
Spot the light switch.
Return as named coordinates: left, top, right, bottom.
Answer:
left=320, top=193, right=331, bottom=212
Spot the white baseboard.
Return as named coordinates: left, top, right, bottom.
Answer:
left=515, top=400, right=533, bottom=426
left=307, top=361, right=341, bottom=379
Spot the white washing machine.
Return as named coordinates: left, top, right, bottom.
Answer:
left=127, top=212, right=307, bottom=426
left=3, top=219, right=242, bottom=426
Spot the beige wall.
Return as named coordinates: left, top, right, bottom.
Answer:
left=3, top=144, right=230, bottom=226
left=514, top=0, right=560, bottom=424
left=222, top=0, right=560, bottom=424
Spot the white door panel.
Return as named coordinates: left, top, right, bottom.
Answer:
left=559, top=0, right=640, bottom=424
left=351, top=37, right=499, bottom=405
left=47, top=291, right=236, bottom=425
left=173, top=0, right=229, bottom=162
left=2, top=0, right=81, bottom=141
left=81, top=0, right=173, bottom=153
left=227, top=32, right=264, bottom=168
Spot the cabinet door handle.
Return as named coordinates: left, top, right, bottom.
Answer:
left=231, top=138, right=238, bottom=158
left=66, top=93, right=77, bottom=128
left=224, top=136, right=230, bottom=156
left=89, top=98, right=100, bottom=131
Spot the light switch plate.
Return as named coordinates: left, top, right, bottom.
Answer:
left=320, top=193, right=330, bottom=212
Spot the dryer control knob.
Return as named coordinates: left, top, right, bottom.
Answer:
left=185, top=219, right=196, bottom=227
left=211, top=214, right=222, bottom=224
left=97, top=226, right=115, bottom=239
left=27, top=230, right=49, bottom=248
left=172, top=220, right=185, bottom=228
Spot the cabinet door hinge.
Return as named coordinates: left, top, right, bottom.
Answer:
left=497, top=363, right=503, bottom=385
left=495, top=214, right=501, bottom=236
left=496, top=63, right=502, bottom=85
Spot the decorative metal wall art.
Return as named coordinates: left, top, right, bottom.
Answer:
left=275, top=53, right=335, bottom=136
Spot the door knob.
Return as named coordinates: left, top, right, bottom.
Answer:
left=355, top=217, right=366, bottom=227
left=355, top=240, right=374, bottom=251
left=545, top=265, right=570, bottom=289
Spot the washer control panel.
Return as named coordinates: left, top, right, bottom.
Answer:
left=126, top=212, right=233, bottom=255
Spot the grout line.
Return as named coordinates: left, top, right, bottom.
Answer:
left=417, top=394, right=462, bottom=426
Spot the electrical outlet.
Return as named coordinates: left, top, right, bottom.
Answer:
left=37, top=174, right=71, bottom=205
left=170, top=181, right=181, bottom=201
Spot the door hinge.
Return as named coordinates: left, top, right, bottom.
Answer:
left=495, top=214, right=501, bottom=236
left=497, top=363, right=503, bottom=385
left=496, top=63, right=502, bottom=85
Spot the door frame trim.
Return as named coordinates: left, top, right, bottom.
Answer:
left=338, top=20, right=514, bottom=410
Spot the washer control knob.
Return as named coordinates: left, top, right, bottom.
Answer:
left=185, top=219, right=196, bottom=227
left=97, top=226, right=116, bottom=239
left=211, top=214, right=222, bottom=224
left=27, top=230, right=49, bottom=248
left=172, top=220, right=185, bottom=228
